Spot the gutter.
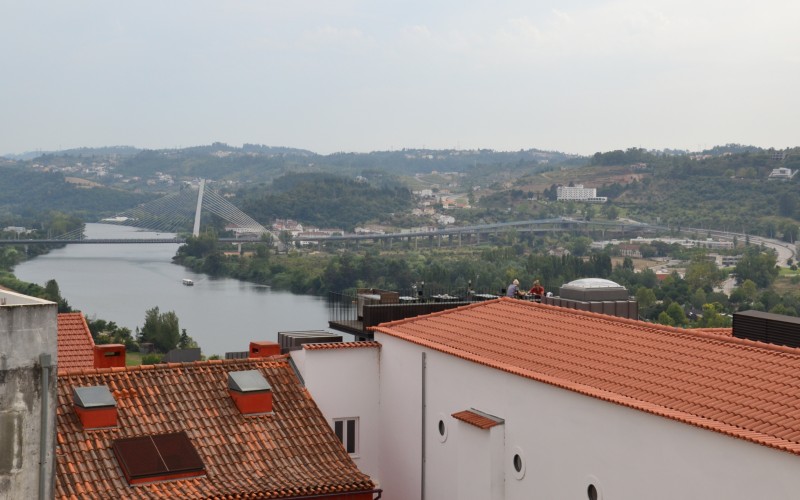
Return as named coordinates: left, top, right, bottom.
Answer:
left=421, top=352, right=427, bottom=500
left=38, top=353, right=52, bottom=500
left=282, top=489, right=383, bottom=499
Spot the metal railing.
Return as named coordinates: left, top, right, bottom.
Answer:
left=327, top=287, right=503, bottom=335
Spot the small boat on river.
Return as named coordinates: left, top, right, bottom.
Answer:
left=182, top=278, right=194, bottom=286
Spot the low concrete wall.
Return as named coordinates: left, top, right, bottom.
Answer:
left=0, top=291, right=57, bottom=499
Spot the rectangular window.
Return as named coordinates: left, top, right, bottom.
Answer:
left=333, top=417, right=359, bottom=455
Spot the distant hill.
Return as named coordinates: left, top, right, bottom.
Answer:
left=496, top=146, right=800, bottom=240
left=0, top=164, right=151, bottom=220
left=2, top=146, right=141, bottom=160
left=239, top=172, right=413, bottom=231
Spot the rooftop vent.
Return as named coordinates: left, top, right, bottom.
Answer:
left=73, top=385, right=117, bottom=429
left=558, top=278, right=629, bottom=301
left=93, top=344, right=126, bottom=369
left=249, top=341, right=281, bottom=358
left=541, top=277, right=638, bottom=319
left=733, top=310, right=800, bottom=348
left=228, top=370, right=273, bottom=415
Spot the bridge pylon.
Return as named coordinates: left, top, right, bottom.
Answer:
left=192, top=179, right=206, bottom=237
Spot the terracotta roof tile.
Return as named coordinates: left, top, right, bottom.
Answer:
left=373, top=298, right=800, bottom=456
left=695, top=327, right=733, bottom=337
left=303, top=341, right=381, bottom=350
left=56, top=358, right=374, bottom=499
left=57, top=313, right=95, bottom=371
left=452, top=409, right=504, bottom=429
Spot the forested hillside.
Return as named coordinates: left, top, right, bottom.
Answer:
left=611, top=149, right=800, bottom=238
left=238, top=173, right=413, bottom=231
left=0, top=164, right=150, bottom=223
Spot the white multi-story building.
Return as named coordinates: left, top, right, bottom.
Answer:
left=295, top=297, right=800, bottom=500
left=557, top=184, right=607, bottom=202
left=768, top=167, right=796, bottom=180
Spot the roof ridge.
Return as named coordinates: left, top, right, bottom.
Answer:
left=303, top=341, right=381, bottom=350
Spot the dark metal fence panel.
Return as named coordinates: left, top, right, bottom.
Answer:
left=362, top=302, right=471, bottom=328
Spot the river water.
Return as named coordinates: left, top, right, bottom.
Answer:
left=14, top=223, right=332, bottom=356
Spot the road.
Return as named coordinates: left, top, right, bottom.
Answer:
left=682, top=227, right=796, bottom=267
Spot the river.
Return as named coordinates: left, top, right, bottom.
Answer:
left=14, top=223, right=333, bottom=356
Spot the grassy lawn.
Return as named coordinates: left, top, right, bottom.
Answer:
left=126, top=351, right=143, bottom=366
left=778, top=267, right=800, bottom=276
left=772, top=274, right=800, bottom=295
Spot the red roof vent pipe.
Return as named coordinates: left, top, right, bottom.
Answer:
left=73, top=385, right=118, bottom=429
left=228, top=370, right=273, bottom=415
left=94, top=344, right=126, bottom=369
left=249, top=341, right=280, bottom=358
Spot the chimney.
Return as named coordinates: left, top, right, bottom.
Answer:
left=73, top=385, right=117, bottom=429
left=94, top=344, right=126, bottom=368
left=228, top=370, right=272, bottom=415
left=249, top=341, right=280, bottom=358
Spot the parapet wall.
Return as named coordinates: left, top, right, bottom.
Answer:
left=0, top=292, right=58, bottom=499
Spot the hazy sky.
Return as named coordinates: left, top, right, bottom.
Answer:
left=2, top=1, right=798, bottom=155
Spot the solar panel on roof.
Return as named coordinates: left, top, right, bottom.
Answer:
left=112, top=432, right=205, bottom=484
left=73, top=386, right=116, bottom=408
left=228, top=370, right=271, bottom=393
left=152, top=433, right=205, bottom=473
left=113, top=437, right=165, bottom=479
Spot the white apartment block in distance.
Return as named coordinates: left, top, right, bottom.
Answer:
left=556, top=185, right=607, bottom=202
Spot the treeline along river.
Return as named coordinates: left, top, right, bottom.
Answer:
left=14, top=224, right=332, bottom=356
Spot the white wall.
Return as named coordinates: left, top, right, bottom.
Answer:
left=376, top=330, right=800, bottom=500
left=293, top=346, right=381, bottom=483
left=0, top=293, right=58, bottom=500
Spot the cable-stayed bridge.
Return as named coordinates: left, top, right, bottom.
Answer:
left=99, top=179, right=269, bottom=238
left=2, top=180, right=272, bottom=245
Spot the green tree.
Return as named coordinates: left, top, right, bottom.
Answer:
left=569, top=237, right=592, bottom=257
left=602, top=204, right=619, bottom=220
left=178, top=328, right=199, bottom=349
left=698, top=303, right=732, bottom=327
left=43, top=279, right=71, bottom=313
left=665, top=302, right=688, bottom=327
left=635, top=287, right=657, bottom=312
left=138, top=307, right=181, bottom=352
left=684, top=256, right=720, bottom=291
left=657, top=311, right=675, bottom=326
left=741, top=279, right=758, bottom=302
left=734, top=248, right=779, bottom=288
left=582, top=204, right=595, bottom=221
left=691, top=288, right=707, bottom=310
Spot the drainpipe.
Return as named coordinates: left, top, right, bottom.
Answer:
left=421, top=352, right=427, bottom=500
left=39, top=353, right=51, bottom=500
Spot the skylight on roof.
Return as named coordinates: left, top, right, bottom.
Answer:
left=228, top=370, right=271, bottom=393
left=112, top=432, right=205, bottom=485
left=73, top=386, right=116, bottom=408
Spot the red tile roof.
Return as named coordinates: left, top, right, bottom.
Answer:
left=56, top=358, right=375, bottom=499
left=303, top=341, right=382, bottom=350
left=57, top=312, right=95, bottom=371
left=373, top=298, right=800, bottom=456
left=452, top=410, right=504, bottom=430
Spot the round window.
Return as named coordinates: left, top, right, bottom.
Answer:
left=436, top=414, right=448, bottom=443
left=584, top=475, right=602, bottom=500
left=511, top=446, right=525, bottom=479
left=513, top=454, right=523, bottom=472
